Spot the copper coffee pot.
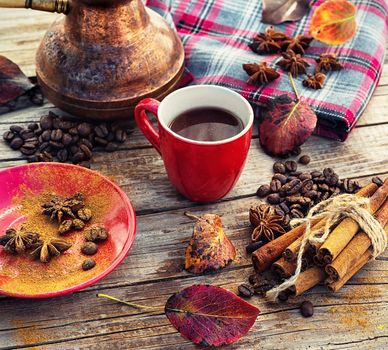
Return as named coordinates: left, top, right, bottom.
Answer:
left=0, top=0, right=185, bottom=120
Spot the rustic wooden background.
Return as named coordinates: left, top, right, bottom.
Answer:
left=0, top=9, right=387, bottom=350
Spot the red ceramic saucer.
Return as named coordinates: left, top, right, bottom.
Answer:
left=0, top=163, right=136, bottom=298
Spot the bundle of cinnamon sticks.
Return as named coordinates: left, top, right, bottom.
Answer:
left=251, top=179, right=388, bottom=298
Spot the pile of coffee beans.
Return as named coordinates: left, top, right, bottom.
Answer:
left=2, top=111, right=132, bottom=167
left=238, top=273, right=277, bottom=298
left=256, top=157, right=361, bottom=229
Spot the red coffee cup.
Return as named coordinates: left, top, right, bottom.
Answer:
left=135, top=85, right=254, bottom=202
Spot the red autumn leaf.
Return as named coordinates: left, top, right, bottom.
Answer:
left=165, top=285, right=260, bottom=347
left=0, top=55, right=34, bottom=105
left=310, top=0, right=357, bottom=45
left=259, top=94, right=317, bottom=156
left=185, top=214, right=236, bottom=274
left=262, top=0, right=311, bottom=25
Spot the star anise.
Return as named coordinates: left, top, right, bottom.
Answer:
left=243, top=62, right=280, bottom=85
left=277, top=50, right=309, bottom=77
left=30, top=238, right=72, bottom=263
left=316, top=53, right=344, bottom=73
left=303, top=73, right=326, bottom=90
left=0, top=227, right=40, bottom=254
left=42, top=192, right=85, bottom=223
left=249, top=26, right=289, bottom=54
left=249, top=204, right=285, bottom=243
left=280, top=35, right=313, bottom=55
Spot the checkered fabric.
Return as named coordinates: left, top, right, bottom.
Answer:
left=146, top=0, right=388, bottom=141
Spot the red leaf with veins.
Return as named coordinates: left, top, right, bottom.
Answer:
left=0, top=55, right=34, bottom=104
left=259, top=94, right=317, bottom=156
left=165, top=285, right=260, bottom=347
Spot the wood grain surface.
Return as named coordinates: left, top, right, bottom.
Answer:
left=0, top=8, right=387, bottom=350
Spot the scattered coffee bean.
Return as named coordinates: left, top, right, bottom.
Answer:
left=291, top=146, right=302, bottom=156
left=3, top=131, right=15, bottom=141
left=257, top=185, right=271, bottom=198
left=28, top=123, right=39, bottom=131
left=280, top=179, right=302, bottom=196
left=278, top=291, right=289, bottom=302
left=270, top=179, right=282, bottom=192
left=299, top=155, right=311, bottom=165
left=273, top=173, right=287, bottom=184
left=238, top=283, right=254, bottom=298
left=82, top=258, right=96, bottom=271
left=246, top=241, right=264, bottom=254
left=273, top=161, right=286, bottom=174
left=81, top=242, right=98, bottom=255
left=300, top=301, right=314, bottom=317
left=105, top=142, right=118, bottom=152
left=372, top=176, right=383, bottom=187
left=267, top=193, right=282, bottom=204
left=311, top=171, right=322, bottom=178
left=95, top=124, right=109, bottom=138
left=115, top=129, right=127, bottom=143
left=85, top=226, right=108, bottom=242
left=285, top=160, right=298, bottom=172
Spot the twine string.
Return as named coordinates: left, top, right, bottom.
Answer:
left=266, top=194, right=387, bottom=301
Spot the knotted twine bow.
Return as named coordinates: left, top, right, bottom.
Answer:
left=266, top=194, right=387, bottom=301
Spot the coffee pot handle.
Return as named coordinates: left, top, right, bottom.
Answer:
left=0, top=0, right=69, bottom=14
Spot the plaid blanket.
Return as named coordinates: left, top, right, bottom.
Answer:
left=146, top=0, right=388, bottom=141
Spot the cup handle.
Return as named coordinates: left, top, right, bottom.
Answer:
left=134, top=98, right=162, bottom=155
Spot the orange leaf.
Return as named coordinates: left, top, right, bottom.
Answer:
left=185, top=214, right=236, bottom=274
left=310, top=0, right=357, bottom=45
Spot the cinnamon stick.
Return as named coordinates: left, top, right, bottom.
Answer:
left=272, top=257, right=297, bottom=278
left=286, top=266, right=326, bottom=297
left=283, top=236, right=303, bottom=262
left=326, top=250, right=372, bottom=292
left=326, top=206, right=388, bottom=281
left=252, top=183, right=378, bottom=273
left=318, top=180, right=387, bottom=264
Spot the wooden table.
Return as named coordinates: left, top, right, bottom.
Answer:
left=0, top=9, right=387, bottom=350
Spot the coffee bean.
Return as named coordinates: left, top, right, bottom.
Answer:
left=278, top=291, right=289, bottom=302
left=37, top=151, right=53, bottom=162
left=70, top=145, right=80, bottom=155
left=105, top=142, right=118, bottom=152
left=106, top=131, right=115, bottom=142
left=10, top=137, right=24, bottom=150
left=49, top=141, right=64, bottom=149
left=289, top=171, right=302, bottom=177
left=300, top=301, right=314, bottom=317
left=279, top=202, right=290, bottom=214
left=3, top=131, right=15, bottom=142
left=280, top=179, right=302, bottom=196
left=282, top=214, right=291, bottom=227
left=273, top=161, right=286, bottom=174
left=299, top=155, right=311, bottom=165
left=290, top=208, right=304, bottom=218
left=94, top=136, right=108, bottom=146
left=315, top=175, right=326, bottom=184
left=286, top=196, right=311, bottom=206
left=10, top=125, right=23, bottom=134
left=34, top=129, right=42, bottom=136
left=80, top=144, right=93, bottom=160
left=69, top=127, right=78, bottom=136
left=40, top=115, right=54, bottom=130
left=246, top=241, right=264, bottom=254
left=238, top=283, right=254, bottom=298
left=299, top=173, right=312, bottom=181
left=59, top=120, right=75, bottom=130
left=372, top=177, right=384, bottom=187
left=248, top=273, right=260, bottom=286
left=20, top=146, right=36, bottom=155
left=72, top=151, right=85, bottom=164
left=325, top=174, right=339, bottom=186
left=291, top=146, right=302, bottom=156
left=311, top=171, right=322, bottom=178
left=20, top=130, right=35, bottom=140
left=57, top=149, right=69, bottom=162
left=82, top=258, right=96, bottom=271
left=79, top=138, right=93, bottom=150
left=94, top=124, right=109, bottom=138
left=28, top=123, right=39, bottom=131
left=81, top=242, right=98, bottom=255
left=270, top=179, right=282, bottom=193
left=321, top=192, right=330, bottom=200
left=304, top=190, right=318, bottom=199
left=267, top=193, right=283, bottom=204
left=62, top=133, right=73, bottom=146
left=256, top=185, right=271, bottom=198
left=41, top=129, right=52, bottom=142
left=115, top=129, right=127, bottom=143
left=71, top=135, right=80, bottom=145
left=77, top=123, right=92, bottom=137
left=318, top=183, right=329, bottom=192
left=285, top=160, right=298, bottom=172
left=273, top=173, right=287, bottom=184
left=323, top=168, right=335, bottom=178
left=51, top=129, right=63, bottom=141
left=52, top=117, right=61, bottom=129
